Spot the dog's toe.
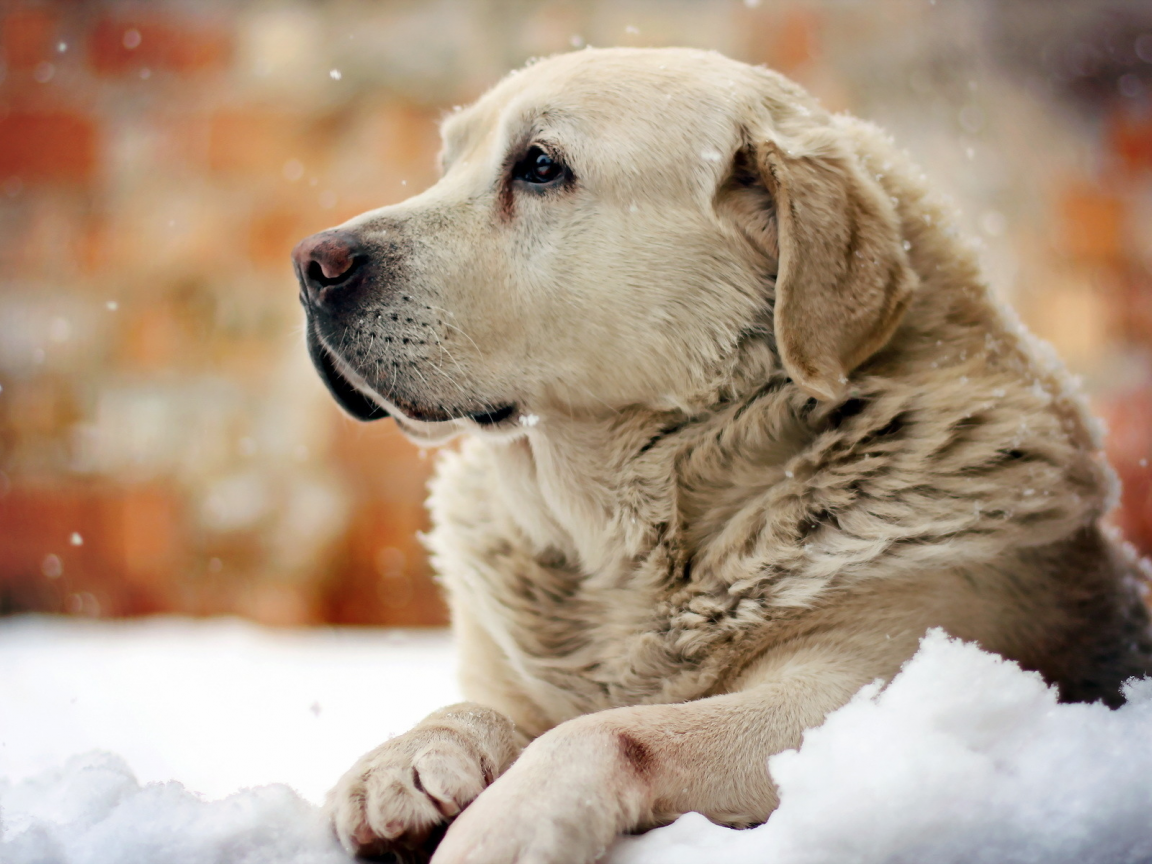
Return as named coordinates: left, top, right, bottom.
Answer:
left=328, top=732, right=491, bottom=861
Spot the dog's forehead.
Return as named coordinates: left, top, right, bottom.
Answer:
left=442, top=48, right=762, bottom=161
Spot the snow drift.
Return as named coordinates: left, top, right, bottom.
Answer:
left=1, top=752, right=345, bottom=864
left=609, top=630, right=1152, bottom=864
left=1, top=620, right=1150, bottom=864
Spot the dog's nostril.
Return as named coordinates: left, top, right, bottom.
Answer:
left=307, top=256, right=362, bottom=289
left=293, top=230, right=364, bottom=301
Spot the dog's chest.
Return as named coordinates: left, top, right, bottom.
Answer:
left=427, top=439, right=778, bottom=720
left=434, top=515, right=762, bottom=721
left=448, top=536, right=724, bottom=717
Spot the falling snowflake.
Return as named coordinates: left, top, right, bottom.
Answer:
left=42, top=554, right=62, bottom=579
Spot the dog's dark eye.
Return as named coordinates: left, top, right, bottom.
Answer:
left=514, top=146, right=564, bottom=184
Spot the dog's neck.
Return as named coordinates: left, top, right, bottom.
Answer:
left=486, top=412, right=676, bottom=578
left=486, top=355, right=802, bottom=579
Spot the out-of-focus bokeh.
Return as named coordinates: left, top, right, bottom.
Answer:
left=0, top=0, right=1150, bottom=627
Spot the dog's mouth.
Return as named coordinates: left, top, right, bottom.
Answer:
left=305, top=325, right=390, bottom=422
left=304, top=321, right=518, bottom=428
left=465, top=404, right=517, bottom=426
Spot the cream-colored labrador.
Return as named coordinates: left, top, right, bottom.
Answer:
left=292, top=48, right=1152, bottom=864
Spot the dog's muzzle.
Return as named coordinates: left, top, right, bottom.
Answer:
left=293, top=229, right=389, bottom=422
left=303, top=323, right=389, bottom=422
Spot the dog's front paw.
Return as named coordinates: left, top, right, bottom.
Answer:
left=430, top=719, right=650, bottom=864
left=328, top=706, right=518, bottom=862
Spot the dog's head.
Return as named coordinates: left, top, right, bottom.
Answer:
left=293, top=48, right=916, bottom=441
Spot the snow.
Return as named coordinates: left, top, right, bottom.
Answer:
left=609, top=631, right=1152, bottom=864
left=2, top=753, right=347, bottom=864
left=2, top=620, right=1150, bottom=864
left=0, top=617, right=459, bottom=804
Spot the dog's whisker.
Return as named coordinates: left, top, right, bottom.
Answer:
left=421, top=302, right=485, bottom=357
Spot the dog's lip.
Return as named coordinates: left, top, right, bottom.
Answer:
left=306, top=318, right=519, bottom=428
left=306, top=325, right=389, bottom=422
left=466, top=405, right=518, bottom=426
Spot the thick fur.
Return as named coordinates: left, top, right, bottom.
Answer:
left=306, top=48, right=1152, bottom=864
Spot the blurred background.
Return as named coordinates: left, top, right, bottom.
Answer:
left=0, top=0, right=1150, bottom=628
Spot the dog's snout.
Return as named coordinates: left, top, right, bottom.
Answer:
left=293, top=230, right=364, bottom=304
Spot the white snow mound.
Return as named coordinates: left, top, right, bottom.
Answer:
left=0, top=751, right=345, bottom=864
left=609, top=629, right=1152, bottom=864
left=2, top=625, right=1151, bottom=864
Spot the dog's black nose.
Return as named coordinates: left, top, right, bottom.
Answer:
left=292, top=230, right=364, bottom=305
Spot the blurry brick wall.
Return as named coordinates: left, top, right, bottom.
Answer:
left=0, top=0, right=452, bottom=625
left=0, top=0, right=1149, bottom=627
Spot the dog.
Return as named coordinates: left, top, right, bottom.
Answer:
left=292, top=47, right=1152, bottom=864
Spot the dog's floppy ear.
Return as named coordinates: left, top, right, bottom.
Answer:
left=753, top=125, right=917, bottom=400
